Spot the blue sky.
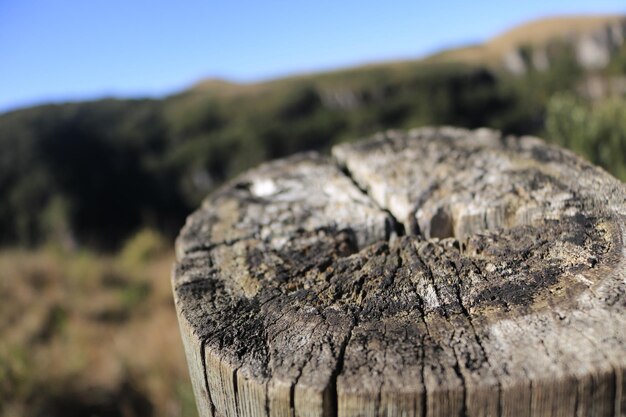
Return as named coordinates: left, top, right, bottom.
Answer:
left=1, top=0, right=625, bottom=112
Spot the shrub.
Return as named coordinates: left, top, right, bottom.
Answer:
left=120, top=229, right=167, bottom=268
left=545, top=93, right=626, bottom=180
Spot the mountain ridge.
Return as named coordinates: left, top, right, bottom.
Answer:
left=189, top=14, right=626, bottom=94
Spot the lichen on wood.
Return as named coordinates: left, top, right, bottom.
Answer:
left=173, top=127, right=626, bottom=417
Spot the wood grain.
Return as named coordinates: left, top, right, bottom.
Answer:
left=173, top=127, right=626, bottom=417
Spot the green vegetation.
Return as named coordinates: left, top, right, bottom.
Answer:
left=546, top=94, right=626, bottom=180
left=5, top=39, right=625, bottom=250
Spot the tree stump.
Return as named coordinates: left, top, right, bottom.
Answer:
left=173, top=127, right=626, bottom=417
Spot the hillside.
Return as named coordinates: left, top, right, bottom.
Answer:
left=430, top=15, right=623, bottom=62
left=488, top=14, right=624, bottom=50
left=0, top=14, right=625, bottom=250
left=190, top=14, right=626, bottom=92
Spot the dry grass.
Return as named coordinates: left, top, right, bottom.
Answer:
left=0, top=231, right=197, bottom=417
left=429, top=14, right=625, bottom=65
left=488, top=14, right=624, bottom=52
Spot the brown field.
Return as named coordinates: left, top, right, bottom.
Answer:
left=0, top=230, right=197, bottom=417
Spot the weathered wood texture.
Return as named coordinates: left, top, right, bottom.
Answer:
left=173, top=127, right=626, bottom=417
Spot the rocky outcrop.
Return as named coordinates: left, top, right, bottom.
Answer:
left=502, top=17, right=626, bottom=74
left=576, top=19, right=626, bottom=69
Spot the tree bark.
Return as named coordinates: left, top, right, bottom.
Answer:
left=173, top=127, right=626, bottom=417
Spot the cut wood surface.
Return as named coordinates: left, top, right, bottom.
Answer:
left=172, top=127, right=626, bottom=417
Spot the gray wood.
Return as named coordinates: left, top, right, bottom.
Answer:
left=173, top=127, right=626, bottom=417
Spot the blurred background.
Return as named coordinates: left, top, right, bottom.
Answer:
left=1, top=1, right=626, bottom=416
